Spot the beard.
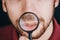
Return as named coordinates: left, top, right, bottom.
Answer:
left=14, top=16, right=52, bottom=39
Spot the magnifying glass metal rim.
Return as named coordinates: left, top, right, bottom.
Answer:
left=18, top=12, right=39, bottom=32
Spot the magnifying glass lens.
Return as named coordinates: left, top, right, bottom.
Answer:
left=19, top=12, right=39, bottom=32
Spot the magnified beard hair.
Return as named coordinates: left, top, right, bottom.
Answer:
left=21, top=14, right=35, bottom=21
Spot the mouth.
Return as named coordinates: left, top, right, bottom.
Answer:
left=20, top=21, right=38, bottom=31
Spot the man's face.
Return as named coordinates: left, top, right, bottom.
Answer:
left=2, top=0, right=59, bottom=39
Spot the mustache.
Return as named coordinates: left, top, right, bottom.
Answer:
left=16, top=17, right=45, bottom=25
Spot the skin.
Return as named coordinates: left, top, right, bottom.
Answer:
left=2, top=0, right=59, bottom=40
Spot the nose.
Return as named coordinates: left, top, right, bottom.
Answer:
left=24, top=0, right=33, bottom=12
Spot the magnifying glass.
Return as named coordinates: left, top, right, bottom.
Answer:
left=19, top=12, right=39, bottom=40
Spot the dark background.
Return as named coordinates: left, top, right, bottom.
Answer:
left=0, top=0, right=60, bottom=27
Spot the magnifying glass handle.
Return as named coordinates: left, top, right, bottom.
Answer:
left=28, top=32, right=32, bottom=40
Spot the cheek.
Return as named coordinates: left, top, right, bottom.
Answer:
left=33, top=1, right=54, bottom=24
left=6, top=4, right=23, bottom=25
